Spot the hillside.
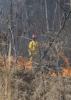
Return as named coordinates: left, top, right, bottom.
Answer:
left=0, top=0, right=71, bottom=100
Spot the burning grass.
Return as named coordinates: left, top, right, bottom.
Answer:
left=62, top=67, right=71, bottom=77
left=49, top=67, right=71, bottom=77
left=0, top=56, right=71, bottom=100
left=0, top=56, right=32, bottom=70
left=0, top=56, right=71, bottom=77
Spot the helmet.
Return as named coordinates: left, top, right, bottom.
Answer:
left=32, top=34, right=37, bottom=39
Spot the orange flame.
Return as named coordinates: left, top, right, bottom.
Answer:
left=25, top=60, right=32, bottom=70
left=0, top=56, right=32, bottom=70
left=62, top=67, right=71, bottom=77
left=49, top=67, right=71, bottom=77
left=17, top=56, right=32, bottom=70
left=0, top=55, right=71, bottom=74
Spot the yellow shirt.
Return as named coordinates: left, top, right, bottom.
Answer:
left=28, top=40, right=39, bottom=55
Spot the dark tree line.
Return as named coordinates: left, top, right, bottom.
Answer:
left=0, top=0, right=70, bottom=34
left=0, top=0, right=71, bottom=56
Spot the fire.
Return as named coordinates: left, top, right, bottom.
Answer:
left=0, top=56, right=32, bottom=70
left=61, top=54, right=71, bottom=77
left=25, top=60, right=32, bottom=70
left=62, top=67, right=71, bottom=77
left=49, top=67, right=71, bottom=77
left=0, top=55, right=71, bottom=74
left=16, top=56, right=32, bottom=70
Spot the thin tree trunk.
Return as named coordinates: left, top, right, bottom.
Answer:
left=45, top=0, right=49, bottom=32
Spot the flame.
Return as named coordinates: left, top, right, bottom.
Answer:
left=17, top=56, right=32, bottom=70
left=59, top=51, right=70, bottom=67
left=61, top=54, right=71, bottom=77
left=62, top=67, right=71, bottom=77
left=25, top=60, right=32, bottom=70
left=49, top=67, right=71, bottom=77
left=0, top=55, right=71, bottom=74
left=0, top=56, right=32, bottom=70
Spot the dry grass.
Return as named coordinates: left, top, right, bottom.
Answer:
left=0, top=55, right=71, bottom=100
left=0, top=66, right=71, bottom=100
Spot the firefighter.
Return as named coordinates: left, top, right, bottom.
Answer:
left=28, top=34, right=39, bottom=62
